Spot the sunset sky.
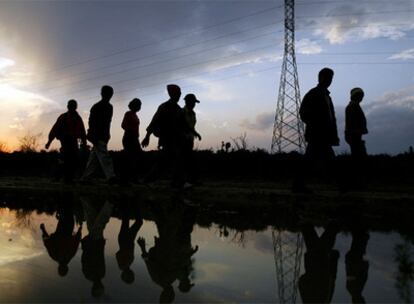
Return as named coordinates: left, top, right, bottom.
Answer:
left=0, top=0, right=413, bottom=154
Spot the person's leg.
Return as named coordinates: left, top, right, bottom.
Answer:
left=62, top=139, right=78, bottom=182
left=94, top=141, right=116, bottom=180
left=81, top=146, right=100, bottom=181
left=144, top=141, right=169, bottom=183
left=301, top=224, right=320, bottom=251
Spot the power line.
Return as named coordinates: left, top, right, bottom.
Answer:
left=26, top=7, right=414, bottom=87
left=32, top=4, right=284, bottom=74
left=36, top=20, right=413, bottom=93
left=46, top=43, right=279, bottom=100
left=38, top=24, right=283, bottom=90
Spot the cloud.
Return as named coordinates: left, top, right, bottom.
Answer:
left=240, top=112, right=274, bottom=131
left=338, top=85, right=414, bottom=154
left=303, top=3, right=414, bottom=44
left=389, top=48, right=414, bottom=60
left=0, top=56, right=14, bottom=71
left=296, top=39, right=322, bottom=55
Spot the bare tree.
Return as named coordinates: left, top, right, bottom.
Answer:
left=230, top=132, right=248, bottom=151
left=0, top=141, right=10, bottom=153
left=18, top=132, right=42, bottom=153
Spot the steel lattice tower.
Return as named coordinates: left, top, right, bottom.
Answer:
left=271, top=0, right=305, bottom=153
left=272, top=230, right=304, bottom=304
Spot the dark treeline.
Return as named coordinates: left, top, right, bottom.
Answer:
left=1, top=149, right=414, bottom=185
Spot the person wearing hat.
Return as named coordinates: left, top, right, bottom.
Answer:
left=120, top=98, right=142, bottom=184
left=141, top=84, right=186, bottom=188
left=182, top=93, right=202, bottom=184
left=345, top=88, right=368, bottom=158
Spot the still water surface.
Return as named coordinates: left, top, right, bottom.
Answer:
left=0, top=197, right=413, bottom=303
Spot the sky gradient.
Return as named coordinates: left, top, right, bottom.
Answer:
left=0, top=0, right=413, bottom=154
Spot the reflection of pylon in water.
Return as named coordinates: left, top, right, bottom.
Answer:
left=272, top=230, right=304, bottom=304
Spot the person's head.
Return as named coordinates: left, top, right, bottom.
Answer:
left=159, top=285, right=175, bottom=303
left=91, top=281, right=105, bottom=298
left=318, top=67, right=334, bottom=88
left=350, top=87, right=364, bottom=103
left=67, top=99, right=78, bottom=112
left=178, top=278, right=194, bottom=293
left=101, top=85, right=114, bottom=101
left=121, top=269, right=135, bottom=284
left=58, top=263, right=69, bottom=277
left=128, top=98, right=142, bottom=112
left=167, top=84, right=181, bottom=102
left=184, top=93, right=200, bottom=110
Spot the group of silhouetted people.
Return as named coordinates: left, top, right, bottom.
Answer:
left=46, top=67, right=369, bottom=193
left=293, top=67, right=368, bottom=193
left=40, top=197, right=198, bottom=302
left=46, top=84, right=201, bottom=188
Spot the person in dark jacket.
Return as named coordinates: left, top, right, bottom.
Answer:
left=141, top=84, right=186, bottom=188
left=120, top=98, right=142, bottom=184
left=299, top=223, right=339, bottom=303
left=40, top=204, right=82, bottom=277
left=81, top=85, right=116, bottom=183
left=45, top=99, right=87, bottom=182
left=345, top=88, right=368, bottom=158
left=293, top=68, right=339, bottom=193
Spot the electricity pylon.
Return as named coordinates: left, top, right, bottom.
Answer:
left=272, top=229, right=304, bottom=304
left=271, top=0, right=305, bottom=153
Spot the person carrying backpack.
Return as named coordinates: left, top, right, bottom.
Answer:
left=141, top=84, right=185, bottom=188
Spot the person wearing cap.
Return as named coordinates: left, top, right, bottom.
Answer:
left=120, top=98, right=142, bottom=184
left=182, top=93, right=202, bottom=184
left=294, top=67, right=339, bottom=193
left=45, top=99, right=87, bottom=183
left=81, top=85, right=117, bottom=184
left=345, top=88, right=368, bottom=158
left=141, top=84, right=186, bottom=187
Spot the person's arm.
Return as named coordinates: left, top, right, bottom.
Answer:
left=330, top=100, right=340, bottom=146
left=142, top=107, right=162, bottom=148
left=77, top=114, right=87, bottom=147
left=45, top=116, right=63, bottom=149
left=299, top=91, right=312, bottom=124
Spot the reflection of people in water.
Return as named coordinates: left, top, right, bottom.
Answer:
left=116, top=208, right=143, bottom=284
left=346, top=230, right=370, bottom=304
left=299, top=224, right=339, bottom=303
left=137, top=200, right=198, bottom=303
left=40, top=204, right=81, bottom=277
left=80, top=198, right=113, bottom=298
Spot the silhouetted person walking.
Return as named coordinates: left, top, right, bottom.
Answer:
left=40, top=204, right=82, bottom=277
left=294, top=68, right=339, bottom=193
left=45, top=99, right=87, bottom=183
left=345, top=88, right=368, bottom=158
left=81, top=197, right=113, bottom=299
left=137, top=199, right=198, bottom=303
left=346, top=230, right=370, bottom=303
left=120, top=98, right=142, bottom=184
left=81, top=85, right=116, bottom=184
left=182, top=93, right=202, bottom=184
left=299, top=223, right=339, bottom=303
left=116, top=208, right=143, bottom=284
left=141, top=84, right=186, bottom=188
